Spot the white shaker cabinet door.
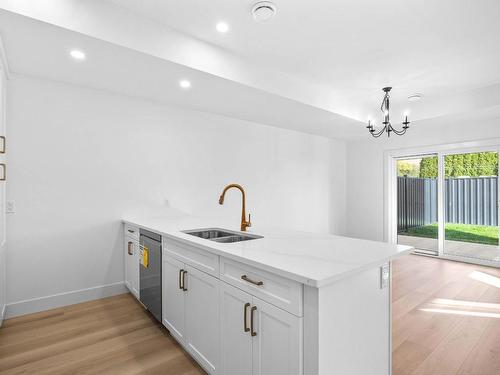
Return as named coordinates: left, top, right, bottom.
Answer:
left=131, top=240, right=140, bottom=299
left=127, top=239, right=140, bottom=299
left=124, top=238, right=135, bottom=293
left=162, top=255, right=186, bottom=342
left=252, top=297, right=303, bottom=375
left=219, top=282, right=253, bottom=375
left=184, top=265, right=220, bottom=375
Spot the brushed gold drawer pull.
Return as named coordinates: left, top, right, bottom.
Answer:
left=241, top=275, right=263, bottom=286
left=250, top=306, right=257, bottom=337
left=243, top=303, right=250, bottom=333
left=0, top=163, right=5, bottom=181
left=127, top=242, right=133, bottom=255
left=127, top=229, right=135, bottom=233
left=182, top=270, right=188, bottom=291
left=179, top=269, right=184, bottom=290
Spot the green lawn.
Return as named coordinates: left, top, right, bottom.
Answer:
left=401, top=223, right=499, bottom=246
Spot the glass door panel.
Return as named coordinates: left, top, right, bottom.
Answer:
left=443, top=152, right=499, bottom=262
left=396, top=155, right=439, bottom=255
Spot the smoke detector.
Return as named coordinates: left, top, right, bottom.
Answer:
left=252, top=2, right=277, bottom=22
left=408, top=93, right=423, bottom=102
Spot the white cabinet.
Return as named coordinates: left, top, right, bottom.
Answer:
left=162, top=254, right=220, bottom=375
left=220, top=282, right=253, bottom=375
left=252, top=298, right=302, bottom=375
left=124, top=228, right=139, bottom=300
left=220, top=283, right=302, bottom=375
left=220, top=257, right=303, bottom=316
left=185, top=265, right=220, bottom=374
left=162, top=255, right=185, bottom=341
left=162, top=237, right=304, bottom=375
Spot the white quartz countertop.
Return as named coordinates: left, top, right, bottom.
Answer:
left=123, top=213, right=413, bottom=288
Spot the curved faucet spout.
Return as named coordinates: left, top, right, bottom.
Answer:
left=218, top=183, right=251, bottom=231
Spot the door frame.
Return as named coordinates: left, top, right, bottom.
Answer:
left=391, top=153, right=439, bottom=256
left=384, top=138, right=500, bottom=267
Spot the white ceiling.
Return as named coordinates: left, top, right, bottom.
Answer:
left=107, top=0, right=500, bottom=120
left=0, top=10, right=362, bottom=138
left=1, top=0, right=500, bottom=138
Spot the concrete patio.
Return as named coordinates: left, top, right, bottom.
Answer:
left=398, top=235, right=500, bottom=262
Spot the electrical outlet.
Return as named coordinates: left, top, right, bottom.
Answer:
left=380, top=263, right=390, bottom=289
left=6, top=200, right=15, bottom=213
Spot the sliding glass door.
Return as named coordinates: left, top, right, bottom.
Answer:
left=442, top=151, right=499, bottom=262
left=392, top=147, right=499, bottom=266
left=396, top=155, right=439, bottom=256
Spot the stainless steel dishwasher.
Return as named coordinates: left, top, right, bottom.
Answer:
left=139, top=229, right=162, bottom=322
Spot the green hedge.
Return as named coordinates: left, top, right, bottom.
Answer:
left=419, top=152, right=498, bottom=178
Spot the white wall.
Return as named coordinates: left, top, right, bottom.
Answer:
left=5, top=75, right=346, bottom=316
left=0, top=61, right=6, bottom=324
left=345, top=111, right=500, bottom=242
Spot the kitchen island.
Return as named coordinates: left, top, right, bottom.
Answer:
left=123, top=213, right=412, bottom=375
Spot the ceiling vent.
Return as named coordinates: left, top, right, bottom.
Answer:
left=252, top=2, right=277, bottom=22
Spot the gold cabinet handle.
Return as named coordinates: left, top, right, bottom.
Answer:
left=250, top=306, right=257, bottom=337
left=0, top=163, right=5, bottom=181
left=241, top=275, right=263, bottom=286
left=127, top=229, right=135, bottom=233
left=179, top=269, right=184, bottom=290
left=127, top=241, right=133, bottom=255
left=244, top=303, right=251, bottom=333
left=182, top=270, right=188, bottom=291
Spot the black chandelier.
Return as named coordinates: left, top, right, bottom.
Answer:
left=366, top=87, right=410, bottom=138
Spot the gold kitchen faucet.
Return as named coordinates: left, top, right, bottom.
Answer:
left=218, top=183, right=252, bottom=232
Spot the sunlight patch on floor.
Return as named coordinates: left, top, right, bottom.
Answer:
left=431, top=298, right=500, bottom=310
left=469, top=270, right=500, bottom=288
left=419, top=308, right=500, bottom=319
left=419, top=295, right=500, bottom=318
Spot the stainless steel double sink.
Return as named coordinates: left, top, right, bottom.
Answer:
left=182, top=228, right=263, bottom=243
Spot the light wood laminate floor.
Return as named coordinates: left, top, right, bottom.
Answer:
left=1, top=255, right=499, bottom=374
left=0, top=294, right=205, bottom=374
left=392, top=254, right=500, bottom=375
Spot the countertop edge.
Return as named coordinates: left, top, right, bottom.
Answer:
left=123, top=218, right=414, bottom=288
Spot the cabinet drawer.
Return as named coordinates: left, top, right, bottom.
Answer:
left=124, top=224, right=139, bottom=240
left=220, top=258, right=303, bottom=316
left=163, top=238, right=219, bottom=277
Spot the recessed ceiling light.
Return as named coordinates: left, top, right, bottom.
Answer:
left=70, top=49, right=86, bottom=60
left=408, top=93, right=423, bottom=102
left=216, top=22, right=229, bottom=33
left=179, top=80, right=191, bottom=89
left=252, top=1, right=277, bottom=22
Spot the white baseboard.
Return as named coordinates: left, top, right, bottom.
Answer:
left=5, top=282, right=128, bottom=319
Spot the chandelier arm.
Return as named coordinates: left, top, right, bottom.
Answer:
left=369, top=125, right=387, bottom=138
left=391, top=127, right=408, bottom=136
left=371, top=130, right=386, bottom=138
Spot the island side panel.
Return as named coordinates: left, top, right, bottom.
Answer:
left=304, top=263, right=391, bottom=375
left=303, top=285, right=319, bottom=375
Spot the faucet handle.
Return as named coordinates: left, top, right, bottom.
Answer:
left=247, top=213, right=252, bottom=227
